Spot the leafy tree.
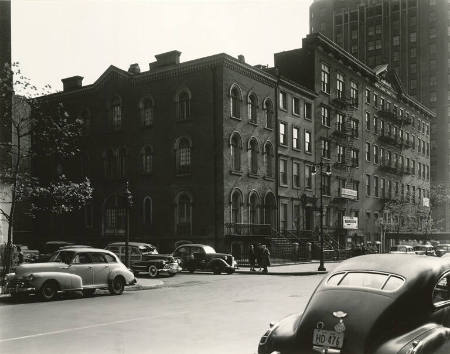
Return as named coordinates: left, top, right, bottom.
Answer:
left=0, top=63, right=92, bottom=279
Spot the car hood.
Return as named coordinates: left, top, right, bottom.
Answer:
left=142, top=254, right=176, bottom=261
left=14, top=262, right=67, bottom=276
left=207, top=253, right=231, bottom=258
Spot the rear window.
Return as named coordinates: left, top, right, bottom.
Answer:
left=327, top=272, right=404, bottom=291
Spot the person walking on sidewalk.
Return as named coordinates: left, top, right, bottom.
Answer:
left=256, top=243, right=263, bottom=270
left=261, top=244, right=271, bottom=273
left=248, top=244, right=256, bottom=271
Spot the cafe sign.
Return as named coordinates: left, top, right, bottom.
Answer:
left=423, top=197, right=430, bottom=207
left=343, top=216, right=358, bottom=230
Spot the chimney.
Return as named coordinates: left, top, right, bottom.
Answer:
left=150, top=50, right=181, bottom=70
left=238, top=55, right=245, bottom=63
left=61, top=76, right=83, bottom=91
left=128, top=63, right=141, bottom=74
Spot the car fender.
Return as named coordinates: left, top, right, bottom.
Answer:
left=29, top=272, right=82, bottom=290
left=133, top=259, right=165, bottom=269
left=207, top=258, right=228, bottom=269
left=373, top=323, right=450, bottom=354
left=258, top=313, right=302, bottom=354
left=108, top=268, right=134, bottom=285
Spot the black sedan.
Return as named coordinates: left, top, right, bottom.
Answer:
left=258, top=254, right=450, bottom=354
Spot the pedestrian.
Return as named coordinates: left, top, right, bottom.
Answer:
left=261, top=244, right=271, bottom=273
left=17, top=246, right=24, bottom=265
left=256, top=243, right=263, bottom=270
left=248, top=244, right=256, bottom=271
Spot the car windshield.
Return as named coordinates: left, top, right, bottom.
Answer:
left=327, top=272, right=404, bottom=291
left=203, top=246, right=216, bottom=254
left=49, top=251, right=75, bottom=264
left=139, top=245, right=156, bottom=253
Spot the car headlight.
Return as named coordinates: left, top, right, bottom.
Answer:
left=23, top=274, right=34, bottom=281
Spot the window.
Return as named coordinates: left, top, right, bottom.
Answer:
left=265, top=143, right=274, bottom=177
left=322, top=175, right=331, bottom=195
left=373, top=116, right=378, bottom=133
left=249, top=193, right=259, bottom=224
left=104, top=149, right=116, bottom=178
left=178, top=91, right=191, bottom=121
left=143, top=197, right=152, bottom=225
left=104, top=195, right=126, bottom=234
left=336, top=73, right=345, bottom=98
left=409, top=32, right=416, bottom=42
left=365, top=112, right=371, bottom=130
left=117, top=148, right=126, bottom=178
left=280, top=122, right=287, bottom=145
left=321, top=139, right=330, bottom=159
left=350, top=81, right=358, bottom=106
left=432, top=273, right=450, bottom=306
left=293, top=161, right=300, bottom=188
left=351, top=149, right=359, bottom=167
left=230, top=133, right=242, bottom=171
left=248, top=93, right=258, bottom=123
left=293, top=97, right=300, bottom=115
left=111, top=96, right=122, bottom=130
left=293, top=127, right=300, bottom=149
left=140, top=98, right=154, bottom=127
left=304, top=102, right=312, bottom=120
left=351, top=119, right=359, bottom=137
left=321, top=106, right=330, bottom=127
left=305, top=131, right=312, bottom=153
left=280, top=159, right=288, bottom=185
left=249, top=138, right=259, bottom=175
left=381, top=178, right=386, bottom=198
left=336, top=113, right=344, bottom=131
left=365, top=89, right=371, bottom=104
left=305, top=165, right=313, bottom=189
left=231, top=190, right=242, bottom=223
left=366, top=142, right=371, bottom=161
left=230, top=86, right=241, bottom=118
left=337, top=145, right=345, bottom=163
left=366, top=175, right=371, bottom=196
left=393, top=36, right=400, bottom=46
left=321, top=63, right=330, bottom=93
left=176, top=193, right=192, bottom=236
left=280, top=91, right=287, bottom=110
left=374, top=176, right=379, bottom=197
left=373, top=145, right=379, bottom=164
left=176, top=137, right=191, bottom=174
left=141, top=146, right=153, bottom=174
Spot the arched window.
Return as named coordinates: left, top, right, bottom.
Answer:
left=104, top=149, right=115, bottom=177
left=264, top=142, right=274, bottom=178
left=103, top=194, right=126, bottom=235
left=178, top=91, right=191, bottom=121
left=111, top=96, right=122, bottom=130
left=249, top=192, right=259, bottom=225
left=118, top=147, right=126, bottom=178
left=140, top=98, right=154, bottom=127
left=176, top=193, right=192, bottom=236
left=141, top=146, right=153, bottom=174
left=231, top=189, right=242, bottom=224
left=248, top=93, right=258, bottom=123
left=143, top=197, right=152, bottom=225
left=230, top=133, right=242, bottom=171
left=176, top=137, right=191, bottom=174
left=264, top=192, right=276, bottom=228
left=264, top=99, right=274, bottom=129
left=249, top=138, right=259, bottom=175
left=230, top=86, right=241, bottom=119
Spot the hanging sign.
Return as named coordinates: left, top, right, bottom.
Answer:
left=343, top=216, right=358, bottom=230
left=340, top=188, right=358, bottom=200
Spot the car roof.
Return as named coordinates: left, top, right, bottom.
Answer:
left=334, top=254, right=450, bottom=282
left=175, top=244, right=212, bottom=248
left=46, top=241, right=73, bottom=245
left=106, top=242, right=155, bottom=247
left=58, top=247, right=114, bottom=253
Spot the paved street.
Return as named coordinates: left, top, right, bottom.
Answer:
left=0, top=266, right=337, bottom=354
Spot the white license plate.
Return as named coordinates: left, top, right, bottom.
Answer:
left=313, top=329, right=344, bottom=349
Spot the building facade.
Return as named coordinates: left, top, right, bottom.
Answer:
left=309, top=0, right=450, bottom=229
left=274, top=33, right=434, bottom=246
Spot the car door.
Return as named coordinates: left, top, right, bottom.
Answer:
left=431, top=272, right=450, bottom=326
left=174, top=246, right=191, bottom=268
left=191, top=247, right=207, bottom=269
left=70, top=252, right=94, bottom=286
left=89, top=252, right=111, bottom=287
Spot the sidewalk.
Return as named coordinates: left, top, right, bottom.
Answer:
left=236, top=260, right=340, bottom=276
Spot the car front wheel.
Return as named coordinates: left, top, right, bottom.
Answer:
left=39, top=281, right=59, bottom=301
left=212, top=264, right=222, bottom=275
left=109, top=276, right=125, bottom=295
left=148, top=265, right=158, bottom=278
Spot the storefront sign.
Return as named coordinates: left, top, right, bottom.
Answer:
left=343, top=216, right=358, bottom=230
left=423, top=197, right=430, bottom=207
left=340, top=188, right=358, bottom=200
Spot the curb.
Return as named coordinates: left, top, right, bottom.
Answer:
left=236, top=270, right=328, bottom=276
left=126, top=280, right=164, bottom=291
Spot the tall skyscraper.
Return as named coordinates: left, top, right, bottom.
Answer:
left=310, top=0, right=450, bottom=230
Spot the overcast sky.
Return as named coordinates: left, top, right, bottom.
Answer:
left=12, top=0, right=311, bottom=92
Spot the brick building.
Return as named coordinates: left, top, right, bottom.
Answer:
left=309, top=0, right=450, bottom=230
left=274, top=33, right=434, bottom=246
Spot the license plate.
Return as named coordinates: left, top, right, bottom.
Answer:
left=313, top=329, right=344, bottom=349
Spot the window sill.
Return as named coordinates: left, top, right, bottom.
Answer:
left=279, top=107, right=288, bottom=112
left=279, top=143, right=288, bottom=148
left=230, top=115, right=241, bottom=121
left=292, top=112, right=301, bottom=118
left=264, top=127, right=274, bottom=131
left=292, top=147, right=301, bottom=152
left=248, top=121, right=258, bottom=126
left=304, top=117, right=312, bottom=121
left=305, top=151, right=313, bottom=155
left=321, top=125, right=331, bottom=129
left=279, top=183, right=289, bottom=188
left=264, top=176, right=275, bottom=181
left=248, top=173, right=259, bottom=179
left=230, top=170, right=243, bottom=176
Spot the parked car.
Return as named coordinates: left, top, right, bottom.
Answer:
left=6, top=247, right=136, bottom=301
left=38, top=241, right=74, bottom=262
left=105, top=242, right=181, bottom=278
left=258, top=254, right=450, bottom=354
left=389, top=245, right=415, bottom=254
left=436, top=244, right=450, bottom=257
left=414, top=244, right=437, bottom=256
left=172, top=244, right=237, bottom=274
left=16, top=244, right=40, bottom=263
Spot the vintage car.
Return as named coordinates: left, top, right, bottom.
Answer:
left=258, top=254, right=450, bottom=354
left=414, top=244, right=436, bottom=256
left=389, top=244, right=415, bottom=254
left=172, top=244, right=237, bottom=274
left=6, top=247, right=136, bottom=301
left=37, top=241, right=75, bottom=262
left=105, top=242, right=181, bottom=278
left=436, top=244, right=450, bottom=257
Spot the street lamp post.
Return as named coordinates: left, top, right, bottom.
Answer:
left=123, top=181, right=133, bottom=268
left=312, top=161, right=331, bottom=272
